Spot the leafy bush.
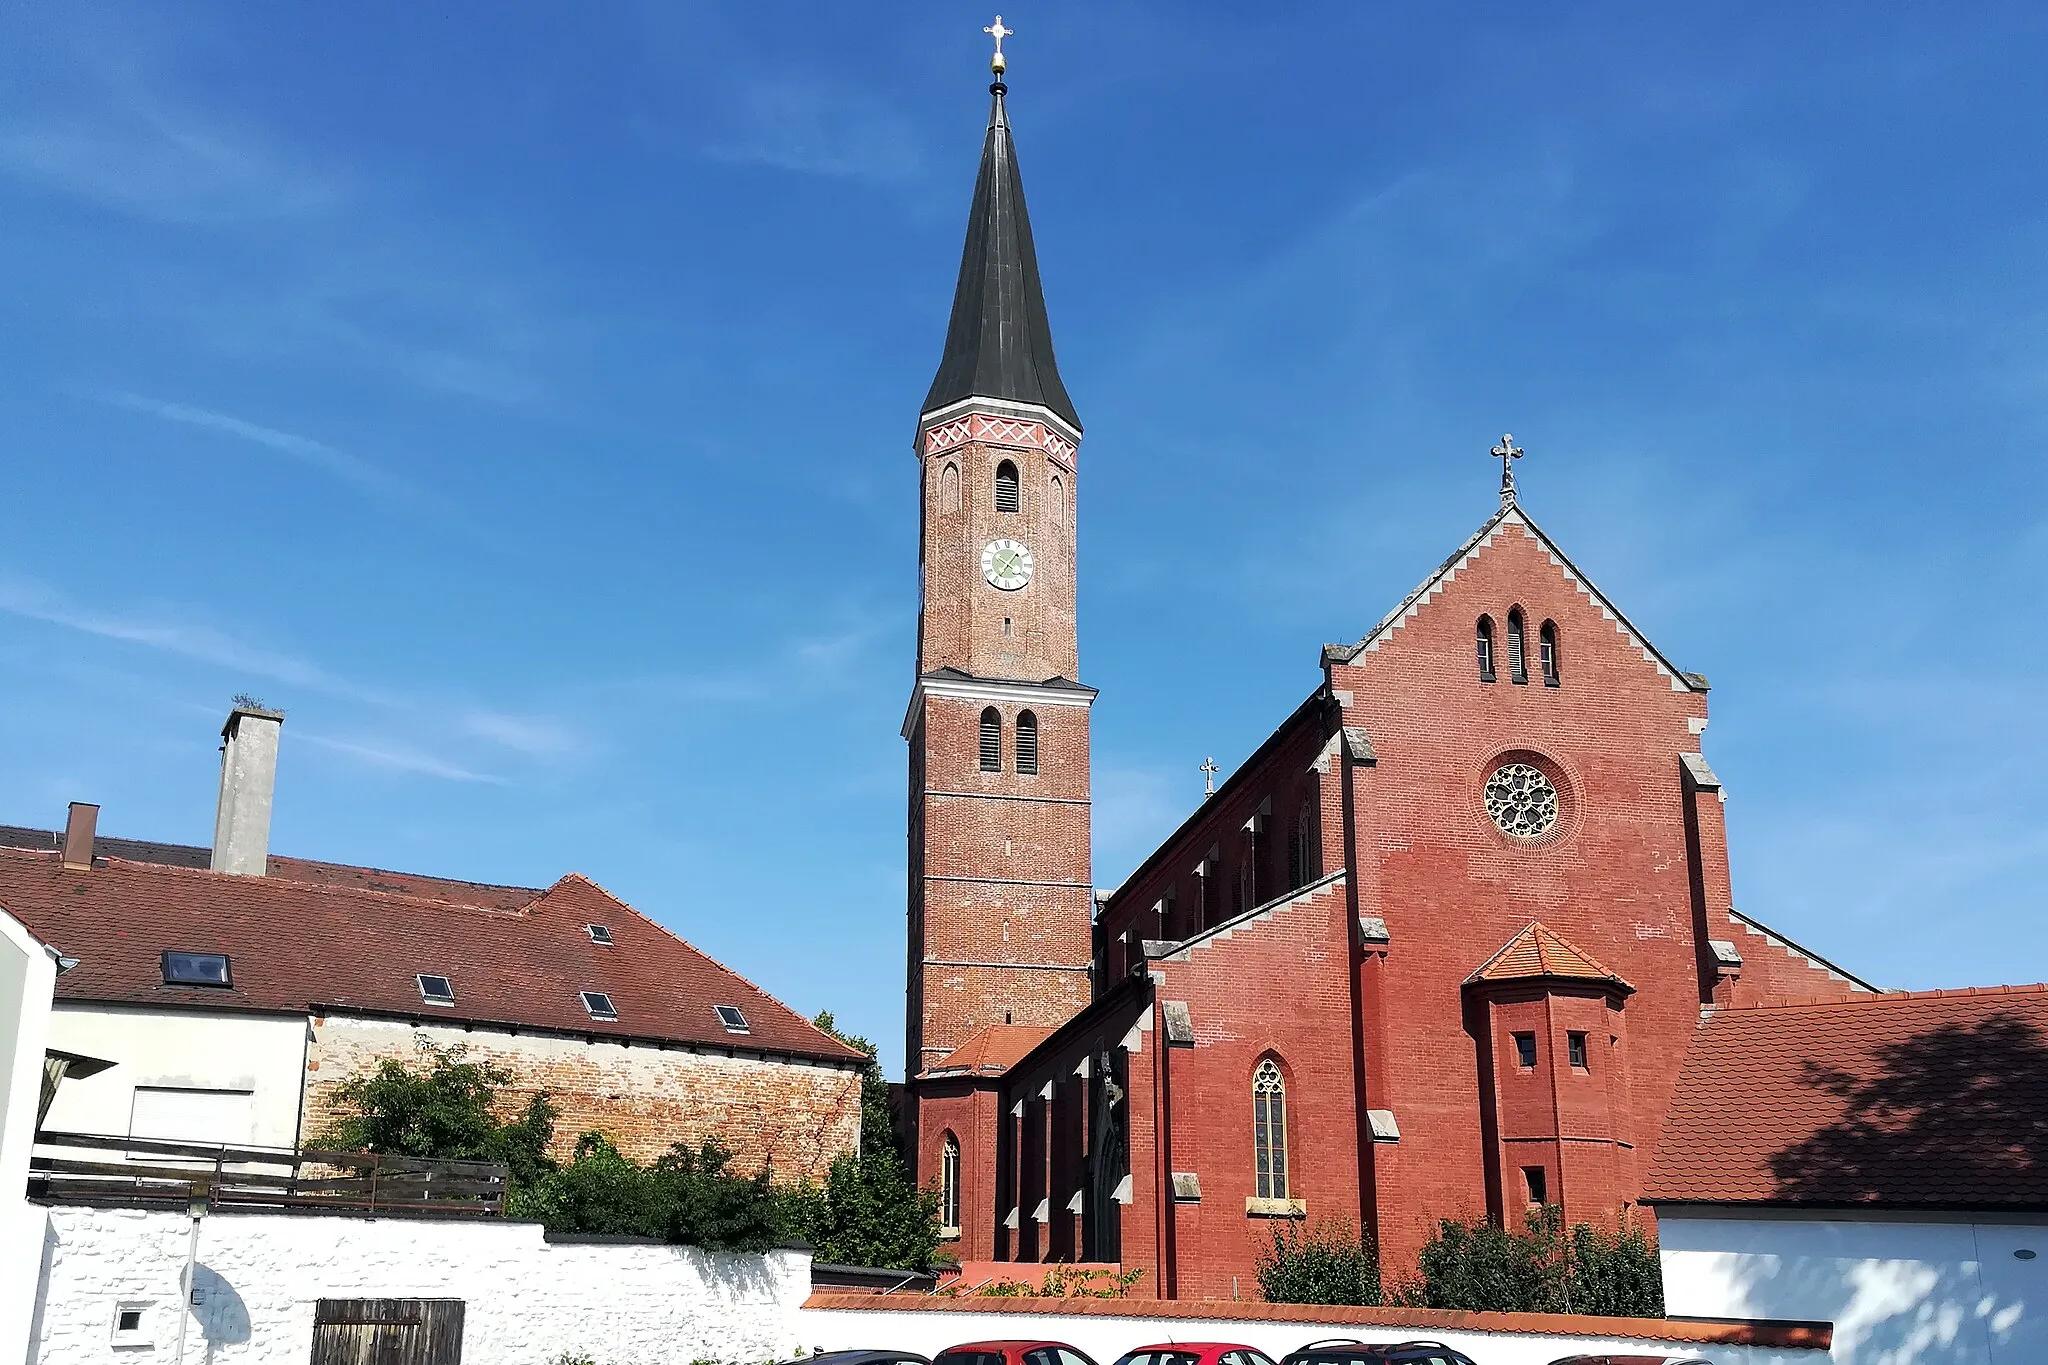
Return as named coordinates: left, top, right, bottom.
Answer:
left=949, top=1266, right=1145, bottom=1298
left=319, top=1042, right=558, bottom=1188
left=1400, top=1206, right=1663, bottom=1316
left=1255, top=1219, right=1382, bottom=1306
left=511, top=1134, right=789, bottom=1253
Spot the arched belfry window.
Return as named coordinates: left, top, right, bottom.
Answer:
left=978, top=708, right=1002, bottom=772
left=1476, top=616, right=1497, bottom=683
left=940, top=1133, right=962, bottom=1233
left=1506, top=609, right=1529, bottom=685
left=995, top=460, right=1020, bottom=514
left=1253, top=1058, right=1289, bottom=1201
left=1540, top=620, right=1560, bottom=687
left=940, top=461, right=961, bottom=514
left=1015, top=711, right=1039, bottom=775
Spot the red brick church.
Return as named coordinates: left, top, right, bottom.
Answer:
left=900, top=49, right=1874, bottom=1299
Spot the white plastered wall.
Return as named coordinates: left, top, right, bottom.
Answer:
left=31, top=1206, right=809, bottom=1365
left=0, top=906, right=57, bottom=1365
left=42, top=1004, right=310, bottom=1149
left=1661, top=1210, right=2048, bottom=1364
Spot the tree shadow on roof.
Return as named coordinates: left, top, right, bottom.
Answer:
left=1767, top=1012, right=2048, bottom=1204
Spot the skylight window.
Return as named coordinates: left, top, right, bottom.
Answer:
left=715, top=1004, right=750, bottom=1034
left=417, top=974, right=455, bottom=1006
left=580, top=991, right=618, bottom=1021
left=586, top=924, right=613, bottom=946
left=162, top=951, right=231, bottom=988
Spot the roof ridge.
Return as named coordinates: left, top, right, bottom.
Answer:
left=1719, top=982, right=2048, bottom=1013
left=0, top=846, right=542, bottom=917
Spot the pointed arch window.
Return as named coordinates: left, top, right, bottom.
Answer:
left=1289, top=800, right=1316, bottom=890
left=940, top=1132, right=962, bottom=1234
left=1049, top=473, right=1066, bottom=533
left=940, top=461, right=961, bottom=514
left=995, top=460, right=1020, bottom=513
left=1476, top=616, right=1497, bottom=683
left=1540, top=620, right=1560, bottom=687
left=1506, top=609, right=1529, bottom=685
left=1015, top=710, right=1039, bottom=775
left=979, top=708, right=1002, bottom=772
left=1253, top=1059, right=1289, bottom=1201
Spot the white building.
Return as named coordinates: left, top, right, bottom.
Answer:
left=1646, top=984, right=2048, bottom=1365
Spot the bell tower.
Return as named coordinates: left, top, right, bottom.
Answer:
left=905, top=46, right=1095, bottom=1092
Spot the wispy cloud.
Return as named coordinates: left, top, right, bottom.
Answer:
left=297, top=732, right=500, bottom=784
left=694, top=80, right=923, bottom=185
left=459, top=710, right=583, bottom=759
left=101, top=392, right=443, bottom=516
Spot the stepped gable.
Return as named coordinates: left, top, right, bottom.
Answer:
left=1645, top=984, right=2048, bottom=1208
left=0, top=845, right=861, bottom=1065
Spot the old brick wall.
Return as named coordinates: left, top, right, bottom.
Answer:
left=301, top=1015, right=862, bottom=1184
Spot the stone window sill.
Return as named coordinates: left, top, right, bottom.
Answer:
left=1245, top=1197, right=1307, bottom=1218
left=940, top=1228, right=962, bottom=1241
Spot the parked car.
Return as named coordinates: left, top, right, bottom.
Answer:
left=777, top=1354, right=930, bottom=1365
left=1111, top=1347, right=1281, bottom=1365
left=1281, top=1341, right=1480, bottom=1365
left=1546, top=1357, right=1715, bottom=1365
left=934, top=1344, right=1100, bottom=1365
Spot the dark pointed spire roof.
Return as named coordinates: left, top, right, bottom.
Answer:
left=922, top=80, right=1080, bottom=432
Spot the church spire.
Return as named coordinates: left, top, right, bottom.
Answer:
left=921, top=24, right=1080, bottom=431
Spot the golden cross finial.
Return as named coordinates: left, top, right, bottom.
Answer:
left=985, top=15, right=1013, bottom=75
left=1492, top=433, right=1525, bottom=508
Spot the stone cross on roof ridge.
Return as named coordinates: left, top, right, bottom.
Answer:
left=1492, top=433, right=1525, bottom=508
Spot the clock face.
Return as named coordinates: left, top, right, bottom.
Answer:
left=981, top=538, right=1035, bottom=591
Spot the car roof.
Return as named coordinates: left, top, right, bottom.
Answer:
left=941, top=1346, right=1078, bottom=1354
left=1124, top=1349, right=1251, bottom=1357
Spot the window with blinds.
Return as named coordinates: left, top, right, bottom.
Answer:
left=1015, top=710, right=1039, bottom=774
left=979, top=708, right=1002, bottom=772
left=995, top=460, right=1020, bottom=513
left=1507, top=608, right=1529, bottom=684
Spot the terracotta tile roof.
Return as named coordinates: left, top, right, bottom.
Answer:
left=1645, top=984, right=2048, bottom=1208
left=1468, top=921, right=1631, bottom=989
left=0, top=847, right=862, bottom=1066
left=919, top=1024, right=1056, bottom=1079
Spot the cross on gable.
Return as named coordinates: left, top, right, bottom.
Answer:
left=1491, top=433, right=1525, bottom=508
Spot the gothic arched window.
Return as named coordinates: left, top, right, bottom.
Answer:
left=1289, top=800, right=1316, bottom=890
left=1540, top=620, right=1560, bottom=687
left=1253, top=1058, right=1289, bottom=1201
left=995, top=460, right=1020, bottom=514
left=1015, top=710, right=1039, bottom=775
left=1049, top=473, right=1065, bottom=533
left=979, top=708, right=1002, bottom=772
left=940, top=1133, right=962, bottom=1233
left=1476, top=616, right=1497, bottom=683
left=940, top=461, right=961, bottom=514
left=1507, top=609, right=1529, bottom=685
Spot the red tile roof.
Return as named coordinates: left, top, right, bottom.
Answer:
left=1645, top=985, right=2048, bottom=1208
left=919, top=1024, right=1056, bottom=1078
left=0, top=847, right=862, bottom=1066
left=1468, top=921, right=1631, bottom=989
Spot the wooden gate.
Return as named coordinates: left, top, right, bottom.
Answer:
left=309, top=1299, right=464, bottom=1365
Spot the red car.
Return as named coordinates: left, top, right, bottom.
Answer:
left=1111, top=1348, right=1281, bottom=1365
left=934, top=1344, right=1099, bottom=1365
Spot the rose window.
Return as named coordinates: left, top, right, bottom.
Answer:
left=1485, top=762, right=1559, bottom=838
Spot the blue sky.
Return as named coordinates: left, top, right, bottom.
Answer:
left=4, top=4, right=2046, bottom=1077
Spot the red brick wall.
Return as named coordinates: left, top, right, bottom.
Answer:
left=302, top=1016, right=862, bottom=1185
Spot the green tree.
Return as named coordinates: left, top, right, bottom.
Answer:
left=319, top=1042, right=558, bottom=1188
left=1256, top=1219, right=1383, bottom=1306
left=515, top=1134, right=790, bottom=1252
left=1399, top=1206, right=1663, bottom=1316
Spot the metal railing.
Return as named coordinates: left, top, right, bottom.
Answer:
left=30, top=1131, right=509, bottom=1217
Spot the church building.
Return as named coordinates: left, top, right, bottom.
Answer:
left=903, top=39, right=1874, bottom=1299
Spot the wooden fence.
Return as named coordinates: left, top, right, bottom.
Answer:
left=30, top=1130, right=509, bottom=1217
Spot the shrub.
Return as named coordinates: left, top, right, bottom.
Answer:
left=1400, top=1206, right=1663, bottom=1316
left=515, top=1133, right=790, bottom=1253
left=319, top=1041, right=558, bottom=1188
left=1255, top=1219, right=1383, bottom=1306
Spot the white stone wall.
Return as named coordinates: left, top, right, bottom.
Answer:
left=1661, top=1210, right=2048, bottom=1365
left=43, top=1004, right=310, bottom=1149
left=798, top=1303, right=1826, bottom=1365
left=1, top=908, right=58, bottom=1365
left=30, top=1206, right=810, bottom=1365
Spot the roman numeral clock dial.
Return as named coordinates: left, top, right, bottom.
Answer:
left=980, top=538, right=1034, bottom=591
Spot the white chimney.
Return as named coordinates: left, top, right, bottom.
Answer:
left=211, top=702, right=284, bottom=876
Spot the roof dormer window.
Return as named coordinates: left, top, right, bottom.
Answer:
left=162, top=951, right=231, bottom=988
left=715, top=1004, right=750, bottom=1034
left=586, top=924, right=613, bottom=946
left=417, top=974, right=455, bottom=1006
left=580, top=991, right=618, bottom=1021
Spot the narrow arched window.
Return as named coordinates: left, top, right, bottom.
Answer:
left=1507, top=609, right=1529, bottom=685
left=1253, top=1059, right=1289, bottom=1200
left=1290, top=800, right=1315, bottom=890
left=978, top=707, right=1002, bottom=772
left=1049, top=473, right=1065, bottom=533
left=1540, top=620, right=1560, bottom=687
left=940, top=461, right=961, bottom=514
left=1015, top=710, right=1039, bottom=775
left=995, top=460, right=1020, bottom=513
left=940, top=1133, right=962, bottom=1233
left=1476, top=616, right=1497, bottom=683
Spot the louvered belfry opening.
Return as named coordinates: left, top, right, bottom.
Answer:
left=995, top=460, right=1020, bottom=513
left=979, top=707, right=1003, bottom=771
left=1015, top=710, right=1039, bottom=774
left=1507, top=608, right=1529, bottom=684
